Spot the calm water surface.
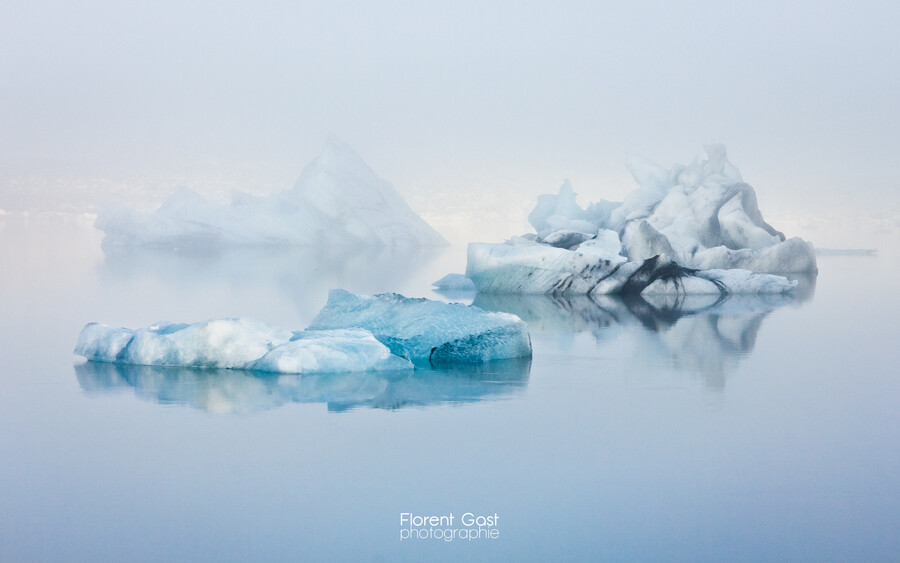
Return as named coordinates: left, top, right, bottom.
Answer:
left=1, top=216, right=898, bottom=561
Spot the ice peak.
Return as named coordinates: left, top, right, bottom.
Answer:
left=296, top=138, right=380, bottom=187
left=95, top=138, right=448, bottom=247
left=319, top=136, right=365, bottom=164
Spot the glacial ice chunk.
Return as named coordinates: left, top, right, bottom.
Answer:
left=523, top=146, right=816, bottom=274
left=122, top=318, right=292, bottom=369
left=252, top=329, right=413, bottom=373
left=467, top=242, right=796, bottom=297
left=576, top=229, right=626, bottom=262
left=528, top=180, right=598, bottom=237
left=641, top=268, right=797, bottom=296
left=461, top=145, right=816, bottom=298
left=432, top=273, right=476, bottom=291
left=466, top=242, right=633, bottom=294
left=541, top=229, right=596, bottom=249
left=74, top=323, right=136, bottom=363
left=617, top=147, right=815, bottom=273
left=74, top=319, right=414, bottom=373
left=95, top=139, right=447, bottom=249
left=307, top=289, right=532, bottom=366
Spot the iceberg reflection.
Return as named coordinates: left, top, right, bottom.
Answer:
left=98, top=244, right=442, bottom=321
left=74, top=358, right=531, bottom=414
left=472, top=278, right=815, bottom=388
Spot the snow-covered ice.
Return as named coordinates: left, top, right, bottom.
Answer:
left=74, top=319, right=413, bottom=373
left=464, top=146, right=815, bottom=297
left=308, top=289, right=532, bottom=366
left=95, top=139, right=447, bottom=248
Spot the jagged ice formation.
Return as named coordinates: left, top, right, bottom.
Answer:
left=465, top=145, right=816, bottom=297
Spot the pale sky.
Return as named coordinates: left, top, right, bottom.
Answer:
left=1, top=0, right=897, bottom=247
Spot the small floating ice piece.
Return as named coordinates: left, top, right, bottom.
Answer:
left=432, top=273, right=476, bottom=291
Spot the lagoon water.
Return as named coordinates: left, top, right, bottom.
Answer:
left=1, top=215, right=898, bottom=561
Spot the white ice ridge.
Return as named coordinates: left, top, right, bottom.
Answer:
left=75, top=319, right=413, bottom=373
left=308, top=289, right=532, bottom=366
left=95, top=139, right=448, bottom=248
left=525, top=145, right=816, bottom=274
left=464, top=145, right=814, bottom=296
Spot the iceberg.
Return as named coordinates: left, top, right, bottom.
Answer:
left=75, top=292, right=531, bottom=372
left=465, top=146, right=815, bottom=296
left=74, top=319, right=413, bottom=373
left=467, top=242, right=796, bottom=296
left=432, top=273, right=476, bottom=291
left=308, top=289, right=532, bottom=366
left=95, top=139, right=447, bottom=249
left=253, top=329, right=413, bottom=374
left=549, top=145, right=816, bottom=273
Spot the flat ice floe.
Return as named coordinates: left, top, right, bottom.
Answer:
left=75, top=292, right=532, bottom=371
left=75, top=319, right=413, bottom=373
left=308, top=289, right=532, bottom=366
left=95, top=139, right=447, bottom=249
left=464, top=146, right=815, bottom=296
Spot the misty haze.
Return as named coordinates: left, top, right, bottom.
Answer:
left=1, top=1, right=899, bottom=561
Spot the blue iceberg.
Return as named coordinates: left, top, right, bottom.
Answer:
left=75, top=319, right=413, bottom=373
left=308, top=289, right=532, bottom=366
left=75, top=293, right=532, bottom=372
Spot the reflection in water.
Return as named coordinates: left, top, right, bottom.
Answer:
left=471, top=276, right=816, bottom=389
left=99, top=244, right=443, bottom=321
left=75, top=358, right=531, bottom=414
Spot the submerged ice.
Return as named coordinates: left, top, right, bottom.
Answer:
left=466, top=146, right=815, bottom=297
left=95, top=139, right=447, bottom=248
